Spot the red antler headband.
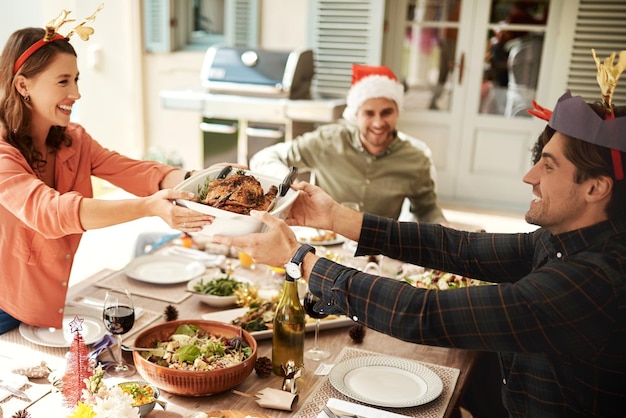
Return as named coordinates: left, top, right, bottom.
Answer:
left=13, top=3, right=104, bottom=75
left=527, top=49, right=626, bottom=180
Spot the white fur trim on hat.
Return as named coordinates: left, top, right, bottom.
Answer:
left=342, top=75, right=404, bottom=125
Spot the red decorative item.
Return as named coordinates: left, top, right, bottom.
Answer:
left=62, top=316, right=93, bottom=407
left=527, top=100, right=553, bottom=121
left=604, top=109, right=624, bottom=180
left=351, top=63, right=398, bottom=84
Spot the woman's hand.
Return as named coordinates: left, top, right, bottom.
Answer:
left=149, top=189, right=213, bottom=232
left=78, top=188, right=213, bottom=231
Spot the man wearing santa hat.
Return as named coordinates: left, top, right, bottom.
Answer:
left=250, top=64, right=446, bottom=223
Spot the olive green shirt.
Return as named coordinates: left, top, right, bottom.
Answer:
left=250, top=123, right=445, bottom=223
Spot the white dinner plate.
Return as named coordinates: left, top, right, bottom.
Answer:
left=123, top=254, right=205, bottom=284
left=329, top=355, right=443, bottom=408
left=202, top=307, right=354, bottom=340
left=291, top=226, right=346, bottom=246
left=19, top=307, right=107, bottom=348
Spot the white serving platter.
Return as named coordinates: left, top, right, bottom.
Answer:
left=202, top=307, right=354, bottom=340
left=174, top=167, right=299, bottom=237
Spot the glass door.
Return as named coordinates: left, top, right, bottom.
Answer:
left=395, top=0, right=555, bottom=209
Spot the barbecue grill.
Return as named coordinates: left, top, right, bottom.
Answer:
left=201, top=46, right=314, bottom=99
left=161, top=46, right=346, bottom=166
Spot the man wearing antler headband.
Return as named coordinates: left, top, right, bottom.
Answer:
left=214, top=50, right=626, bottom=417
left=0, top=6, right=214, bottom=333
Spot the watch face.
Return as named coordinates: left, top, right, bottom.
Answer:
left=285, top=262, right=302, bottom=279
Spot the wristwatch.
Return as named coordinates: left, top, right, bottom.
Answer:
left=285, top=244, right=316, bottom=280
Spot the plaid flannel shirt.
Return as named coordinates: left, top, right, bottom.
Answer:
left=309, top=214, right=626, bottom=417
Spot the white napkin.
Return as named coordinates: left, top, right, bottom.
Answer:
left=317, top=398, right=411, bottom=418
left=0, top=372, right=29, bottom=402
left=255, top=387, right=299, bottom=411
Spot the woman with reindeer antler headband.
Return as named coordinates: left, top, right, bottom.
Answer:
left=0, top=5, right=215, bottom=333
left=212, top=50, right=626, bottom=417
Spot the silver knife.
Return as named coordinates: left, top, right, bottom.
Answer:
left=0, top=383, right=31, bottom=402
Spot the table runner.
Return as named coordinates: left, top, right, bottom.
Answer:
left=295, top=347, right=460, bottom=418
left=95, top=269, right=192, bottom=304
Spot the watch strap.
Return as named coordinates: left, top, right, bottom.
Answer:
left=290, top=244, right=316, bottom=266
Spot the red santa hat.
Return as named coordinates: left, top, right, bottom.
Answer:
left=342, top=64, right=404, bottom=125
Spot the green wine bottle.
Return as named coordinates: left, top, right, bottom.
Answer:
left=272, top=275, right=305, bottom=376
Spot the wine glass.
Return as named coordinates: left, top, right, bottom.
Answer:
left=303, top=290, right=330, bottom=361
left=102, top=288, right=136, bottom=377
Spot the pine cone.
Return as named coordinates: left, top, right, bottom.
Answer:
left=164, top=305, right=179, bottom=321
left=254, top=356, right=273, bottom=378
left=349, top=324, right=366, bottom=343
left=12, top=410, right=31, bottom=418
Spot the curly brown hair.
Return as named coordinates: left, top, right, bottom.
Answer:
left=0, top=27, right=74, bottom=175
left=530, top=103, right=626, bottom=221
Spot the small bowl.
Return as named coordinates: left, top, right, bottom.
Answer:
left=173, top=167, right=298, bottom=237
left=117, top=380, right=162, bottom=417
left=132, top=320, right=257, bottom=397
left=187, top=275, right=251, bottom=307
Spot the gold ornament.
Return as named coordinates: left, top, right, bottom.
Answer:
left=592, top=49, right=626, bottom=111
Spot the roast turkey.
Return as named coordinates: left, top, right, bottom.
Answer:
left=195, top=173, right=278, bottom=215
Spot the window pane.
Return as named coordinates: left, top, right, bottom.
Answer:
left=402, top=0, right=462, bottom=111
left=190, top=0, right=225, bottom=47
left=480, top=0, right=550, bottom=117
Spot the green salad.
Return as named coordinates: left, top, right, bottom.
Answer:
left=140, top=324, right=252, bottom=371
left=193, top=274, right=245, bottom=296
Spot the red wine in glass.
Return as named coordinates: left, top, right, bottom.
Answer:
left=102, top=288, right=136, bottom=377
left=303, top=291, right=330, bottom=361
left=103, top=305, right=135, bottom=334
left=303, top=292, right=329, bottom=319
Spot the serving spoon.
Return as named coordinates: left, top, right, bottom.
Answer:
left=121, top=344, right=163, bottom=352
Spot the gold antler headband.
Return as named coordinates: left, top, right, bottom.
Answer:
left=592, top=49, right=626, bottom=112
left=13, top=3, right=104, bottom=75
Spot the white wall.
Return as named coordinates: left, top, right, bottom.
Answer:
left=0, top=0, right=43, bottom=36
left=260, top=0, right=308, bottom=50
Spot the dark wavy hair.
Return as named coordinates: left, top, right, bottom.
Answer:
left=0, top=27, right=75, bottom=175
left=530, top=103, right=626, bottom=221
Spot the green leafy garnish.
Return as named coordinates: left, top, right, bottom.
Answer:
left=174, top=344, right=202, bottom=363
left=193, top=274, right=244, bottom=296
left=197, top=176, right=211, bottom=201
left=173, top=324, right=199, bottom=337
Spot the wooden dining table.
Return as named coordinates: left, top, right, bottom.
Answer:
left=0, top=242, right=479, bottom=418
